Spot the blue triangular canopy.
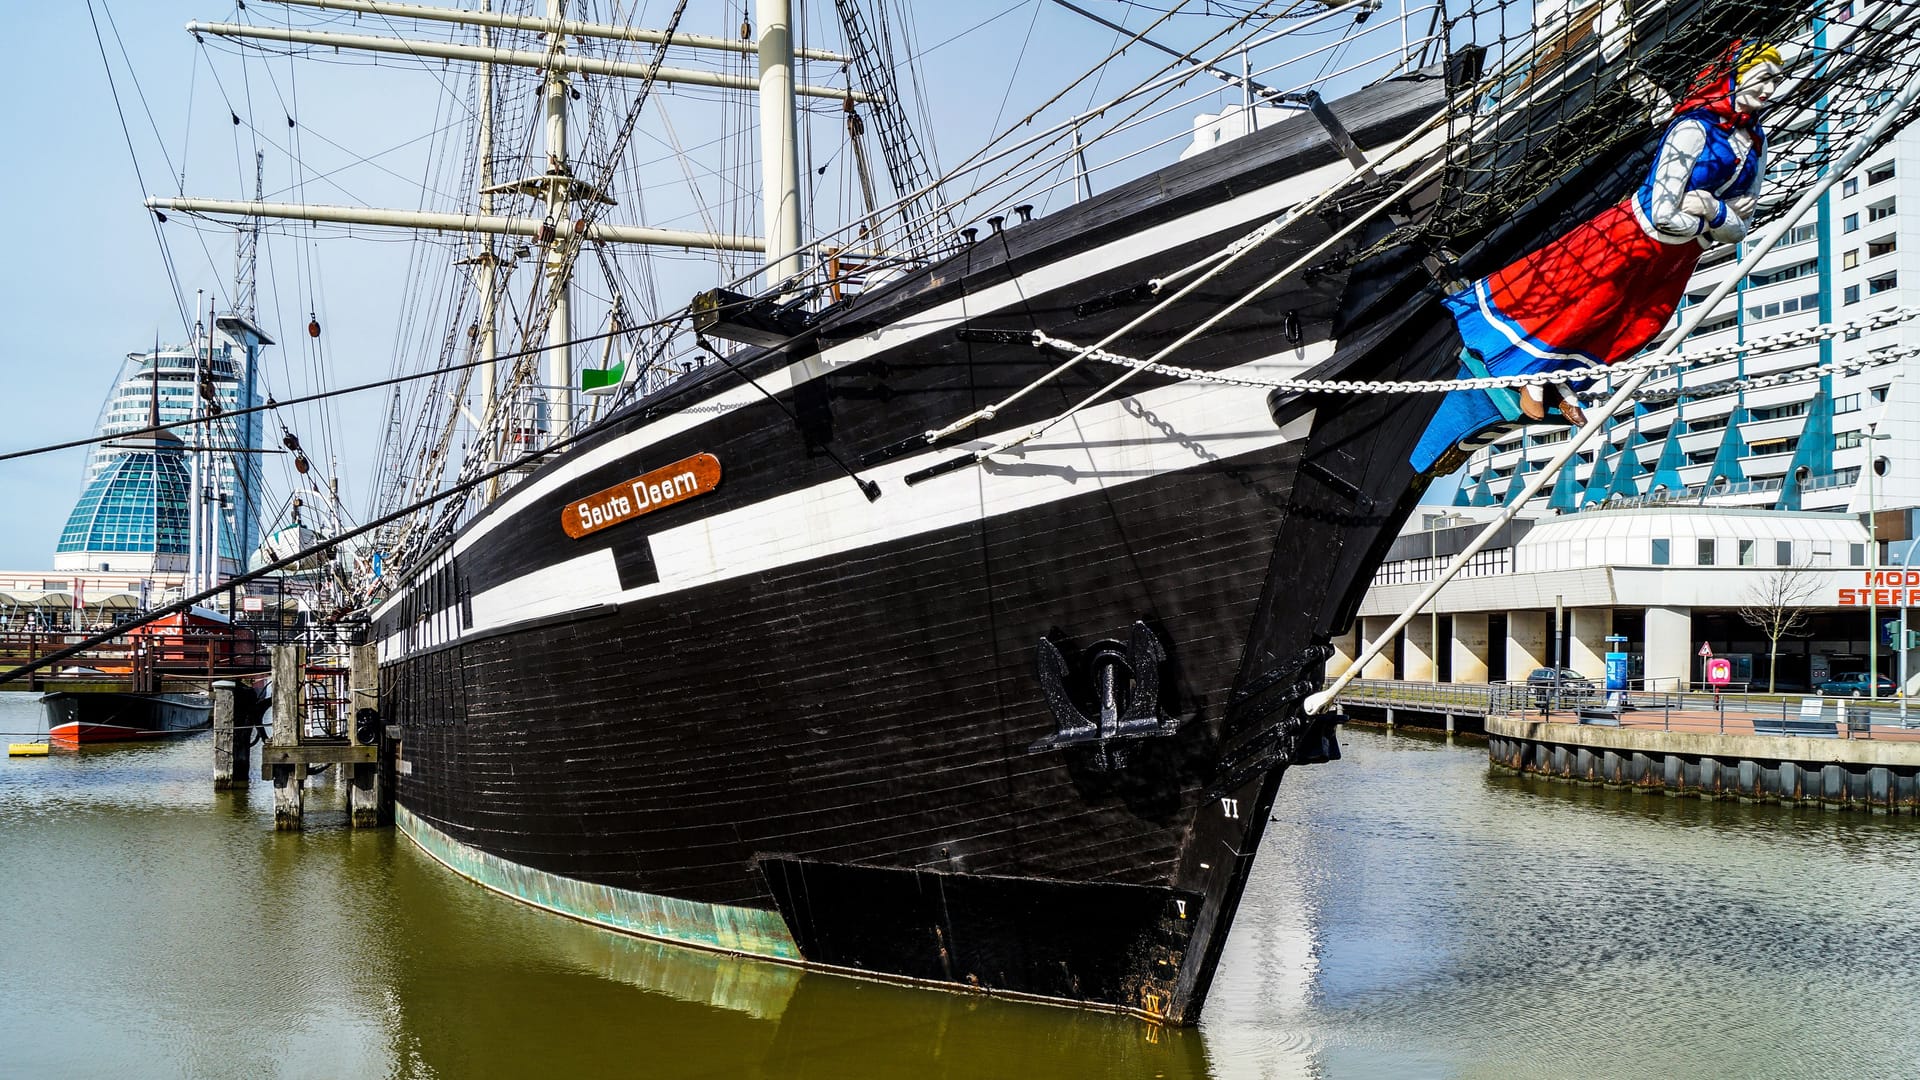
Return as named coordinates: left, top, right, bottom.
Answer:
left=1706, top=407, right=1748, bottom=486
left=1776, top=381, right=1836, bottom=511
left=1503, top=458, right=1535, bottom=505
left=1607, top=431, right=1646, bottom=500
left=1648, top=426, right=1687, bottom=495
left=1547, top=458, right=1581, bottom=512
left=1581, top=452, right=1614, bottom=507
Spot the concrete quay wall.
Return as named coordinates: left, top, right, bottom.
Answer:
left=1486, top=716, right=1920, bottom=813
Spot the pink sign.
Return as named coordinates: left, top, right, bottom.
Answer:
left=1706, top=658, right=1732, bottom=687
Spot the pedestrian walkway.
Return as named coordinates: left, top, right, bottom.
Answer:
left=1332, top=678, right=1920, bottom=741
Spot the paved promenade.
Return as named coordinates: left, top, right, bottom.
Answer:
left=1525, top=700, right=1920, bottom=742
left=1332, top=677, right=1920, bottom=741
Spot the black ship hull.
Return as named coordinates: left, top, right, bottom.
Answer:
left=44, top=691, right=212, bottom=744
left=373, top=6, right=1766, bottom=1018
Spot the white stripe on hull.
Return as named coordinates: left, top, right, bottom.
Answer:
left=451, top=353, right=1321, bottom=643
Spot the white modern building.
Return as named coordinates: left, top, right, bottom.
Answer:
left=1336, top=504, right=1920, bottom=695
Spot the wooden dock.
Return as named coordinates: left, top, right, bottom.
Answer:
left=0, top=627, right=268, bottom=693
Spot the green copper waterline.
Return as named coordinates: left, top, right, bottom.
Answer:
left=397, top=804, right=803, bottom=961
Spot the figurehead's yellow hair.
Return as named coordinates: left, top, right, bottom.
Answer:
left=1735, top=42, right=1784, bottom=78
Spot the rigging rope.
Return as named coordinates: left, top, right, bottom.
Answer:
left=1027, top=304, right=1920, bottom=394
left=0, top=302, right=727, bottom=465
left=918, top=108, right=1450, bottom=449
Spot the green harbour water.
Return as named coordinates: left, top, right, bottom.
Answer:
left=4, top=693, right=1919, bottom=1079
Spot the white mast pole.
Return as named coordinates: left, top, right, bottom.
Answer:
left=186, top=21, right=871, bottom=100
left=543, top=0, right=573, bottom=440
left=187, top=292, right=204, bottom=598
left=210, top=484, right=225, bottom=591
left=204, top=295, right=220, bottom=593
left=758, top=0, right=802, bottom=287
left=143, top=196, right=763, bottom=252
left=477, top=0, right=500, bottom=479
left=259, top=0, right=852, bottom=62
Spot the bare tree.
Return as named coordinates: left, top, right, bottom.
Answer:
left=1738, top=564, right=1821, bottom=693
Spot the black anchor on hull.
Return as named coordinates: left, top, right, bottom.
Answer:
left=1029, top=621, right=1183, bottom=771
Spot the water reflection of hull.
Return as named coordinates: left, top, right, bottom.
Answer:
left=43, top=692, right=211, bottom=744
left=392, top=828, right=1210, bottom=1078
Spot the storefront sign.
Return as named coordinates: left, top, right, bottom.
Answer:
left=1836, top=569, right=1920, bottom=606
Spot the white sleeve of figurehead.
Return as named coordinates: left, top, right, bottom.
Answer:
left=1706, top=134, right=1764, bottom=244
left=1648, top=120, right=1713, bottom=238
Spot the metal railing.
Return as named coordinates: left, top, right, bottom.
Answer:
left=1332, top=678, right=1919, bottom=737
left=1330, top=678, right=1529, bottom=717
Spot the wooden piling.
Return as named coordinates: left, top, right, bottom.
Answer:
left=211, top=680, right=249, bottom=790
left=347, top=643, right=382, bottom=828
left=268, top=645, right=307, bottom=831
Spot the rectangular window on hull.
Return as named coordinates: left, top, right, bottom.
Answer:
left=1652, top=539, right=1670, bottom=565
left=1698, top=539, right=1716, bottom=566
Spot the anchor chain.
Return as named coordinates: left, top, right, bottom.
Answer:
left=1027, top=304, right=1920, bottom=396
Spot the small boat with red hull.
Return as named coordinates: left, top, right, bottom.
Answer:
left=40, top=607, right=260, bottom=745
left=43, top=690, right=213, bottom=745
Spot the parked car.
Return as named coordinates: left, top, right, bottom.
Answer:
left=1525, top=667, right=1596, bottom=707
left=1815, top=672, right=1896, bottom=697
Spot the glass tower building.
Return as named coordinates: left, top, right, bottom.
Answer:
left=54, top=318, right=269, bottom=574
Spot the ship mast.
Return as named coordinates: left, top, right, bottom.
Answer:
left=157, top=2, right=866, bottom=256
left=186, top=292, right=206, bottom=598
left=152, top=0, right=856, bottom=552
left=759, top=0, right=802, bottom=285
left=541, top=0, right=573, bottom=437
left=152, top=1, right=867, bottom=365
left=474, top=1, right=502, bottom=489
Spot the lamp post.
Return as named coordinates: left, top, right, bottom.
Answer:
left=1864, top=428, right=1891, bottom=702
left=1898, top=536, right=1920, bottom=726
left=1427, top=517, right=1446, bottom=685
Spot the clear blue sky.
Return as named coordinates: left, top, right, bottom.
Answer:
left=0, top=2, right=1462, bottom=569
